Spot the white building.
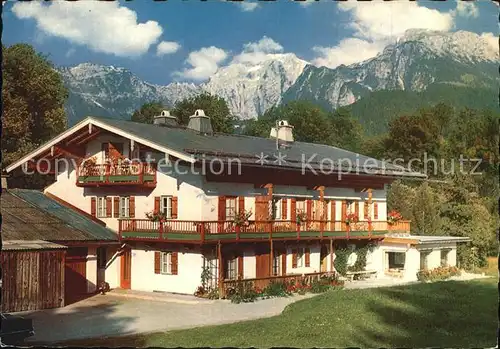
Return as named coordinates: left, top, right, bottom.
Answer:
left=5, top=110, right=470, bottom=296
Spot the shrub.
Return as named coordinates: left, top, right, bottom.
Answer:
left=417, top=266, right=462, bottom=282
left=207, top=288, right=219, bottom=300
left=263, top=281, right=290, bottom=298
left=334, top=247, right=350, bottom=276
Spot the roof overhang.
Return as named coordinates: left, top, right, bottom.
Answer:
left=5, top=117, right=195, bottom=173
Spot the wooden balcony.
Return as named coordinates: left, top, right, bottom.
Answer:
left=119, top=219, right=411, bottom=244
left=76, top=162, right=156, bottom=187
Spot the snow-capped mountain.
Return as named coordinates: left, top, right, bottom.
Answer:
left=59, top=53, right=307, bottom=124
left=59, top=29, right=498, bottom=125
left=282, top=29, right=498, bottom=109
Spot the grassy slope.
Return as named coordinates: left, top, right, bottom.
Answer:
left=62, top=279, right=497, bottom=348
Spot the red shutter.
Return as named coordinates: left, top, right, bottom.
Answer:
left=281, top=199, right=287, bottom=220
left=129, top=197, right=135, bottom=218
left=374, top=202, right=379, bottom=219
left=292, top=249, right=298, bottom=268
left=306, top=200, right=312, bottom=220
left=114, top=197, right=119, bottom=218
left=154, top=252, right=161, bottom=274
left=331, top=201, right=336, bottom=221
left=305, top=248, right=310, bottom=267
left=341, top=200, right=347, bottom=220
left=364, top=201, right=369, bottom=219
left=238, top=255, right=244, bottom=279
left=355, top=201, right=360, bottom=217
left=171, top=252, right=178, bottom=275
left=91, top=197, right=97, bottom=217
left=291, top=199, right=297, bottom=221
left=106, top=197, right=112, bottom=217
left=238, top=196, right=245, bottom=214
left=218, top=196, right=226, bottom=221
left=154, top=197, right=160, bottom=214
left=281, top=251, right=287, bottom=275
left=171, top=196, right=178, bottom=219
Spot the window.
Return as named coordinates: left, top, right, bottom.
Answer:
left=387, top=252, right=405, bottom=270
left=225, top=257, right=238, bottom=280
left=272, top=254, right=281, bottom=276
left=440, top=249, right=450, bottom=267
left=225, top=197, right=237, bottom=220
left=119, top=197, right=130, bottom=218
left=420, top=251, right=430, bottom=270
left=160, top=196, right=172, bottom=219
left=161, top=252, right=173, bottom=274
left=97, top=197, right=107, bottom=218
left=273, top=198, right=283, bottom=220
left=203, top=255, right=219, bottom=289
left=97, top=247, right=107, bottom=269
left=296, top=248, right=305, bottom=268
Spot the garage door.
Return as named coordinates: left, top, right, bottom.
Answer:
left=65, top=247, right=88, bottom=305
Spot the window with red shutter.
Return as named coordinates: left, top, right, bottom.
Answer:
left=171, top=196, right=178, bottom=219
left=290, top=199, right=297, bottom=222
left=154, top=252, right=161, bottom=274
left=91, top=197, right=97, bottom=217
left=238, top=196, right=245, bottom=214
left=374, top=202, right=379, bottom=219
left=292, top=249, right=298, bottom=268
left=129, top=197, right=135, bottom=218
left=154, top=197, right=161, bottom=214
left=106, top=197, right=112, bottom=217
left=305, top=248, right=310, bottom=267
left=114, top=197, right=119, bottom=218
left=281, top=199, right=288, bottom=220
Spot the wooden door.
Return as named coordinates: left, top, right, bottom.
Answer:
left=65, top=247, right=88, bottom=305
left=320, top=245, right=328, bottom=272
left=120, top=248, right=132, bottom=289
left=255, top=196, right=269, bottom=232
left=255, top=245, right=270, bottom=289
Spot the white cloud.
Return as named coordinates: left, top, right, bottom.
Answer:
left=156, top=41, right=181, bottom=56
left=453, top=0, right=479, bottom=18
left=12, top=1, right=163, bottom=57
left=298, top=0, right=317, bottom=7
left=480, top=32, right=499, bottom=53
left=175, top=46, right=228, bottom=81
left=240, top=2, right=259, bottom=12
left=313, top=1, right=456, bottom=68
left=232, top=36, right=284, bottom=64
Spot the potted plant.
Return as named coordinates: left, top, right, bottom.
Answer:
left=79, top=156, right=98, bottom=176
left=387, top=210, right=403, bottom=225
left=234, top=210, right=252, bottom=229
left=296, top=210, right=308, bottom=225
left=345, top=212, right=359, bottom=226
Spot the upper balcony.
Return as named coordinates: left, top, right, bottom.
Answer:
left=118, top=219, right=411, bottom=244
left=76, top=162, right=157, bottom=188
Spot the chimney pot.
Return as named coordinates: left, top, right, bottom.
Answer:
left=270, top=120, right=294, bottom=144
left=154, top=110, right=178, bottom=126
left=188, top=109, right=213, bottom=134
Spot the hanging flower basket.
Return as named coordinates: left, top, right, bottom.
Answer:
left=387, top=210, right=403, bottom=225
left=345, top=213, right=359, bottom=225
left=234, top=210, right=252, bottom=228
left=296, top=210, right=308, bottom=225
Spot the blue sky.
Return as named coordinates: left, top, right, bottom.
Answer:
left=2, top=0, right=498, bottom=85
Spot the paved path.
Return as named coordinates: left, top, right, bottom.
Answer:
left=20, top=292, right=316, bottom=344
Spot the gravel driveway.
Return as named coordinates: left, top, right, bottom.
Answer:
left=19, top=292, right=316, bottom=344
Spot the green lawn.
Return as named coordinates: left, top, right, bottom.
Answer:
left=62, top=279, right=498, bottom=348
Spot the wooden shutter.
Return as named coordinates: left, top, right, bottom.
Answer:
left=106, top=197, right=112, bottom=217
left=114, top=197, right=119, bottom=218
left=171, top=196, right=178, bottom=219
left=364, top=201, right=369, bottom=219
left=129, top=196, right=135, bottom=218
left=374, top=202, right=379, bottom=219
left=154, top=252, right=161, bottom=274
left=281, top=252, right=287, bottom=275
left=305, top=248, right=310, bottom=267
left=292, top=249, right=298, bottom=268
left=330, top=201, right=336, bottom=221
left=154, top=197, right=160, bottom=214
left=238, top=255, right=244, bottom=279
left=91, top=197, right=97, bottom=217
left=218, top=196, right=226, bottom=221
left=171, top=252, right=178, bottom=275
left=354, top=201, right=360, bottom=217
left=306, top=200, right=312, bottom=220
left=290, top=198, right=297, bottom=221
left=341, top=200, right=347, bottom=220
left=281, top=199, right=288, bottom=220
left=238, top=196, right=245, bottom=214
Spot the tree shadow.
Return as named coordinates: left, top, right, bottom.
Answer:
left=12, top=295, right=143, bottom=347
left=349, top=279, right=497, bottom=348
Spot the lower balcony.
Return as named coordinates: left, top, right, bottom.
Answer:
left=76, top=162, right=157, bottom=187
left=119, top=219, right=411, bottom=243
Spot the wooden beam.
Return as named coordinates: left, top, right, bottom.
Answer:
left=330, top=238, right=334, bottom=273
left=55, top=145, right=85, bottom=159
left=217, top=241, right=223, bottom=298
left=75, top=130, right=102, bottom=146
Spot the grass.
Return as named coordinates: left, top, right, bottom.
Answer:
left=61, top=278, right=498, bottom=348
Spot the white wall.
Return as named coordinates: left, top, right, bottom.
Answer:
left=130, top=247, right=203, bottom=294
left=286, top=245, right=322, bottom=274
left=105, top=246, right=121, bottom=289
left=86, top=247, right=98, bottom=293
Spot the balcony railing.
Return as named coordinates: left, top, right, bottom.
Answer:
left=76, top=162, right=156, bottom=187
left=119, top=219, right=411, bottom=243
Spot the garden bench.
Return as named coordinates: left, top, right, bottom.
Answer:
left=345, top=270, right=377, bottom=282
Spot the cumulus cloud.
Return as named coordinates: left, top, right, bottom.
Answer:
left=453, top=0, right=479, bottom=18
left=240, top=2, right=259, bottom=12
left=156, top=41, right=181, bottom=56
left=298, top=0, right=317, bottom=7
left=175, top=46, right=228, bottom=81
left=11, top=1, right=163, bottom=57
left=313, top=1, right=456, bottom=69
left=480, top=32, right=499, bottom=53
left=232, top=36, right=284, bottom=64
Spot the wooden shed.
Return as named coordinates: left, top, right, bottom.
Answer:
left=1, top=240, right=66, bottom=313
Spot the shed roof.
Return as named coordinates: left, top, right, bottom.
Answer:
left=383, top=233, right=471, bottom=245
left=2, top=189, right=117, bottom=242
left=2, top=240, right=67, bottom=251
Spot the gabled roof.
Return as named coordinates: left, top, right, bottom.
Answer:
left=6, top=116, right=426, bottom=179
left=2, top=189, right=117, bottom=242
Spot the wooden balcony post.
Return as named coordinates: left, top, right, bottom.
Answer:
left=217, top=241, right=223, bottom=298
left=367, top=188, right=373, bottom=236
left=317, top=186, right=325, bottom=235
left=269, top=239, right=274, bottom=276
left=139, top=162, right=144, bottom=184
left=329, top=238, right=334, bottom=273
left=159, top=221, right=163, bottom=240
left=200, top=222, right=206, bottom=243
left=118, top=219, right=123, bottom=240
